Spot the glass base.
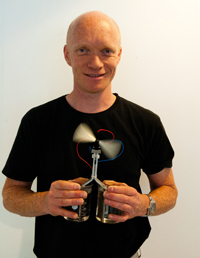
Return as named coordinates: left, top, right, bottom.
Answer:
left=64, top=215, right=90, bottom=222
left=96, top=216, right=119, bottom=224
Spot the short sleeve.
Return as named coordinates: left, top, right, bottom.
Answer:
left=142, top=117, right=174, bottom=174
left=2, top=113, right=38, bottom=182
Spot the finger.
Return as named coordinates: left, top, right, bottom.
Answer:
left=52, top=197, right=85, bottom=208
left=104, top=198, right=132, bottom=213
left=104, top=191, right=139, bottom=215
left=63, top=210, right=79, bottom=219
left=51, top=206, right=79, bottom=219
left=104, top=191, right=132, bottom=205
left=103, top=180, right=128, bottom=187
left=108, top=212, right=130, bottom=223
left=107, top=186, right=137, bottom=196
left=51, top=189, right=88, bottom=199
left=70, top=177, right=89, bottom=185
left=52, top=180, right=81, bottom=190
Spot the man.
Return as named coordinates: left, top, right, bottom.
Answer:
left=2, top=11, right=178, bottom=258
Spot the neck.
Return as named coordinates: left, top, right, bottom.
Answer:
left=66, top=89, right=116, bottom=113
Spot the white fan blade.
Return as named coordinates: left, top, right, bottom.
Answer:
left=99, top=140, right=121, bottom=159
left=73, top=123, right=96, bottom=142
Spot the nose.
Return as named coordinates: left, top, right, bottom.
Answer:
left=88, top=55, right=103, bottom=69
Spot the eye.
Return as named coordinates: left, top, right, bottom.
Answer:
left=77, top=48, right=89, bottom=55
left=102, top=49, right=114, bottom=56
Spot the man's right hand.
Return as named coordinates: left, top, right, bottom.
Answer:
left=2, top=177, right=88, bottom=218
left=46, top=177, right=88, bottom=219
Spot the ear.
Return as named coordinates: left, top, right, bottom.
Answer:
left=63, top=45, right=71, bottom=66
left=117, top=47, right=122, bottom=64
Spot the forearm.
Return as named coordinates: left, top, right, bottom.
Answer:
left=144, top=168, right=178, bottom=216
left=2, top=185, right=48, bottom=217
left=149, top=185, right=178, bottom=216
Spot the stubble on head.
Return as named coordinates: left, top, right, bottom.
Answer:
left=66, top=11, right=121, bottom=51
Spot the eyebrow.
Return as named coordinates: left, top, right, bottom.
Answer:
left=73, top=43, right=117, bottom=52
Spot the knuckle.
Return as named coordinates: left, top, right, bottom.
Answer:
left=121, top=217, right=127, bottom=222
left=121, top=203, right=128, bottom=211
left=48, top=190, right=54, bottom=198
left=62, top=191, right=71, bottom=198
left=52, top=180, right=61, bottom=188
left=61, top=198, right=75, bottom=207
left=130, top=198, right=137, bottom=207
left=49, top=206, right=59, bottom=216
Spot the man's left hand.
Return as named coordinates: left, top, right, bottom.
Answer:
left=103, top=180, right=149, bottom=222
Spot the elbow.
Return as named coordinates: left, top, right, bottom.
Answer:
left=174, top=186, right=178, bottom=206
left=2, top=185, right=17, bottom=214
left=2, top=189, right=9, bottom=212
left=171, top=185, right=178, bottom=210
left=2, top=187, right=11, bottom=212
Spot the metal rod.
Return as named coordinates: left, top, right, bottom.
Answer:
left=82, top=147, right=106, bottom=189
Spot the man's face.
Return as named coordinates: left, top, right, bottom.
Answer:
left=64, top=19, right=122, bottom=94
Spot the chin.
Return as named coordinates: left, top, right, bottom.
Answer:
left=86, top=87, right=109, bottom=95
left=87, top=83, right=111, bottom=93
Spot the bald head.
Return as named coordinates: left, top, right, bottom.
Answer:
left=66, top=11, right=121, bottom=47
left=63, top=11, right=122, bottom=97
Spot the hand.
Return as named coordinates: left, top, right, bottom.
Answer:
left=45, top=177, right=88, bottom=219
left=103, top=180, right=149, bottom=222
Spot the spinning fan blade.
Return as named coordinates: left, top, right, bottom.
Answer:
left=73, top=123, right=96, bottom=143
left=99, top=140, right=121, bottom=159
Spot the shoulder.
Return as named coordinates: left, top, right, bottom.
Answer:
left=23, top=95, right=66, bottom=122
left=18, top=95, right=67, bottom=134
left=117, top=95, right=161, bottom=125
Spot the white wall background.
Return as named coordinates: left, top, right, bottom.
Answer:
left=1, top=0, right=200, bottom=257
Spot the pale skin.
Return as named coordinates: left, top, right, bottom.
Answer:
left=2, top=11, right=178, bottom=222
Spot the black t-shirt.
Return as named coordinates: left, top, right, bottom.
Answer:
left=2, top=94, right=174, bottom=258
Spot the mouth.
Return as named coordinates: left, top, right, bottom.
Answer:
left=85, top=73, right=106, bottom=78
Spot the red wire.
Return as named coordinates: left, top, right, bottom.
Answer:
left=76, top=129, right=115, bottom=168
left=76, top=140, right=92, bottom=170
left=97, top=129, right=115, bottom=143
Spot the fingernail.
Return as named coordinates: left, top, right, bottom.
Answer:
left=73, top=213, right=78, bottom=219
left=81, top=192, right=87, bottom=198
left=105, top=199, right=111, bottom=205
left=77, top=199, right=83, bottom=205
left=103, top=191, right=108, bottom=197
left=74, top=184, right=80, bottom=190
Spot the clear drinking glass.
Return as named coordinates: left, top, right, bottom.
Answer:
left=96, top=185, right=123, bottom=224
left=64, top=184, right=93, bottom=222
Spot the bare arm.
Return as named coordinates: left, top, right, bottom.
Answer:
left=2, top=177, right=88, bottom=218
left=147, top=167, right=178, bottom=216
left=103, top=168, right=178, bottom=222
